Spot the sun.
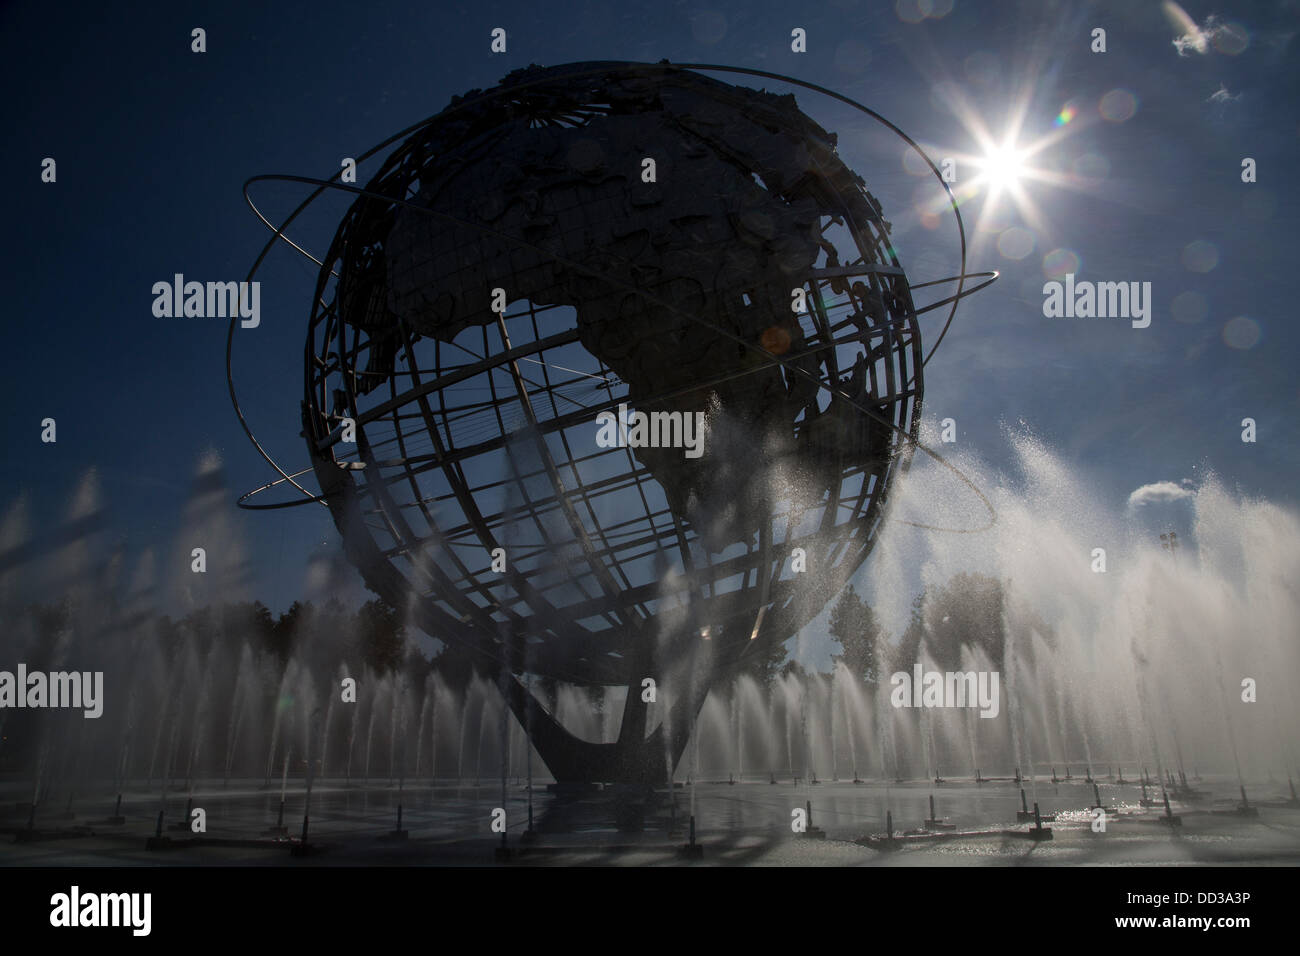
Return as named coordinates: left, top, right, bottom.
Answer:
left=975, top=143, right=1027, bottom=192
left=911, top=75, right=1105, bottom=239
left=933, top=123, right=1078, bottom=237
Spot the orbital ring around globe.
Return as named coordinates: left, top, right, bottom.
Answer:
left=228, top=61, right=999, bottom=545
left=236, top=170, right=997, bottom=533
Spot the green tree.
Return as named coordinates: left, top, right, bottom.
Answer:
left=776, top=658, right=801, bottom=684
left=430, top=637, right=484, bottom=695
left=828, top=584, right=884, bottom=684
left=355, top=598, right=406, bottom=673
left=894, top=592, right=926, bottom=673
left=735, top=632, right=790, bottom=686
left=269, top=600, right=310, bottom=665
left=895, top=573, right=1007, bottom=673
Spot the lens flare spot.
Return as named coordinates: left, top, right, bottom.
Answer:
left=997, top=226, right=1035, bottom=260
left=895, top=0, right=926, bottom=24
left=760, top=325, right=792, bottom=355
left=1213, top=21, right=1250, bottom=55
left=1181, top=240, right=1219, bottom=273
left=1099, top=89, right=1138, bottom=123
left=1223, top=315, right=1260, bottom=350
left=1042, top=248, right=1080, bottom=280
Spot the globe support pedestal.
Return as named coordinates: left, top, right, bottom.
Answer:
left=495, top=656, right=715, bottom=791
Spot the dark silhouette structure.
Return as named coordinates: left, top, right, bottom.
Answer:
left=300, top=62, right=930, bottom=787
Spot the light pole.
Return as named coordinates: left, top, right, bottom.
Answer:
left=1158, top=532, right=1188, bottom=788
left=296, top=706, right=323, bottom=852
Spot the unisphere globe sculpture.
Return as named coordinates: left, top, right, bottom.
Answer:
left=300, top=62, right=930, bottom=787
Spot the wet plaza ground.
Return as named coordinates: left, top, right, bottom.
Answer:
left=3, top=774, right=1297, bottom=866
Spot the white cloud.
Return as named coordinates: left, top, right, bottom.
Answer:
left=1163, top=1, right=1208, bottom=55
left=1127, top=480, right=1195, bottom=509
left=1163, top=3, right=1240, bottom=57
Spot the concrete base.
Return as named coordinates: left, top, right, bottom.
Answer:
left=1212, top=806, right=1258, bottom=818
left=545, top=782, right=601, bottom=795
left=1016, top=810, right=1057, bottom=823
left=1000, top=824, right=1053, bottom=841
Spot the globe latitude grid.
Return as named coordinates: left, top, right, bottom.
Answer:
left=300, top=62, right=924, bottom=785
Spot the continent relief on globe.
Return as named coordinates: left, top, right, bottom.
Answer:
left=355, top=82, right=893, bottom=550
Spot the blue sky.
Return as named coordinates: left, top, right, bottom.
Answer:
left=2, top=0, right=1296, bottom=639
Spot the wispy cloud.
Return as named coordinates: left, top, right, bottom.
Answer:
left=1162, top=2, right=1240, bottom=56
left=1207, top=82, right=1242, bottom=104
